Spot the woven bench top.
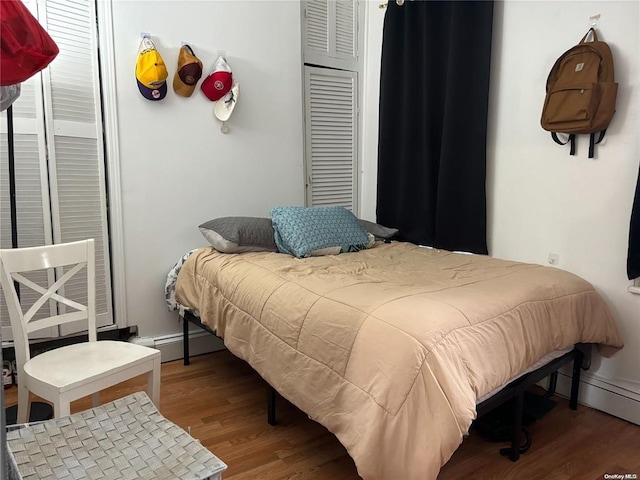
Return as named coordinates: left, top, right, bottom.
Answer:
left=7, top=392, right=227, bottom=480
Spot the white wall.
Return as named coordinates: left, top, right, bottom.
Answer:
left=359, top=1, right=385, bottom=222
left=362, top=1, right=640, bottom=422
left=110, top=0, right=304, bottom=338
left=488, top=1, right=640, bottom=423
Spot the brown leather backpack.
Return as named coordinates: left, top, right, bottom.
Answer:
left=540, top=28, right=618, bottom=158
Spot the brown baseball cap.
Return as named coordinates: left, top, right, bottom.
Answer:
left=173, top=45, right=203, bottom=97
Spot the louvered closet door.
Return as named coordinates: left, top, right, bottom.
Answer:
left=303, top=0, right=358, bottom=67
left=304, top=66, right=358, bottom=210
left=305, top=0, right=329, bottom=56
left=37, top=0, right=113, bottom=334
left=0, top=76, right=57, bottom=340
left=335, top=0, right=356, bottom=60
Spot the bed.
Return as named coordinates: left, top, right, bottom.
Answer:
left=169, top=240, right=623, bottom=480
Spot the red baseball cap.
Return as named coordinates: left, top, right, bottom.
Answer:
left=201, top=56, right=232, bottom=101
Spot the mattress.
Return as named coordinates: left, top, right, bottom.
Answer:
left=174, top=241, right=623, bottom=480
left=475, top=347, right=572, bottom=404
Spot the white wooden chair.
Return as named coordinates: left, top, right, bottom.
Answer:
left=0, top=239, right=160, bottom=423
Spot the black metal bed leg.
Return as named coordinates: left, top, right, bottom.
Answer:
left=509, top=391, right=524, bottom=461
left=183, top=315, right=190, bottom=366
left=570, top=350, right=584, bottom=410
left=544, top=371, right=558, bottom=398
left=267, top=386, right=277, bottom=426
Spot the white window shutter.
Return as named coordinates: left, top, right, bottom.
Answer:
left=305, top=0, right=329, bottom=55
left=38, top=0, right=113, bottom=332
left=0, top=133, right=49, bottom=250
left=303, top=0, right=358, bottom=69
left=304, top=66, right=358, bottom=211
left=1, top=0, right=112, bottom=339
left=0, top=132, right=56, bottom=339
left=335, top=0, right=356, bottom=61
left=0, top=76, right=56, bottom=339
left=0, top=76, right=50, bottom=250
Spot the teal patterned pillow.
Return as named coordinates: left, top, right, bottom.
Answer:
left=270, top=206, right=371, bottom=258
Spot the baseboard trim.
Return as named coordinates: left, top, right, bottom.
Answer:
left=130, top=330, right=225, bottom=363
left=555, top=370, right=640, bottom=426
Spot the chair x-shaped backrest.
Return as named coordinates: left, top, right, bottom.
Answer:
left=0, top=239, right=96, bottom=371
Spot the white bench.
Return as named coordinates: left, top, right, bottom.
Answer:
left=6, top=392, right=226, bottom=480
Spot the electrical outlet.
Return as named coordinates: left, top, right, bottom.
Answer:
left=548, top=253, right=560, bottom=265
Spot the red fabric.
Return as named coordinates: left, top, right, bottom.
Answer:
left=0, top=0, right=58, bottom=86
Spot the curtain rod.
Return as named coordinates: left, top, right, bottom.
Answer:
left=379, top=0, right=405, bottom=9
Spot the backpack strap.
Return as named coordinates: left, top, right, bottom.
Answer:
left=580, top=28, right=599, bottom=43
left=588, top=130, right=607, bottom=159
left=552, top=132, right=576, bottom=156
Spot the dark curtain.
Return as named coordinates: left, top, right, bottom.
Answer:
left=628, top=163, right=640, bottom=279
left=376, top=1, right=494, bottom=254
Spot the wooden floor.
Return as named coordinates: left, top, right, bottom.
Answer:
left=5, top=349, right=640, bottom=479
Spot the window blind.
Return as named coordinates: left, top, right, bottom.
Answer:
left=1, top=0, right=112, bottom=339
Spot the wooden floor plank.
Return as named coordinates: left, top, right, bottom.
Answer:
left=4, top=349, right=639, bottom=479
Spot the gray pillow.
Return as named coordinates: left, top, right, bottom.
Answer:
left=199, top=217, right=278, bottom=253
left=358, top=219, right=399, bottom=240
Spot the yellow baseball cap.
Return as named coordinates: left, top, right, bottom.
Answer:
left=135, top=37, right=168, bottom=101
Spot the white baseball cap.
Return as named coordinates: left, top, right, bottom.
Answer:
left=214, top=81, right=239, bottom=122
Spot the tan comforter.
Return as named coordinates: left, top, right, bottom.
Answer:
left=175, top=242, right=623, bottom=480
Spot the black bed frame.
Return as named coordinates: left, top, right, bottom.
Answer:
left=181, top=310, right=586, bottom=462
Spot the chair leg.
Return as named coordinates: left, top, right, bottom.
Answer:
left=91, top=392, right=100, bottom=408
left=17, top=384, right=31, bottom=424
left=55, top=398, right=71, bottom=418
left=148, top=357, right=161, bottom=406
